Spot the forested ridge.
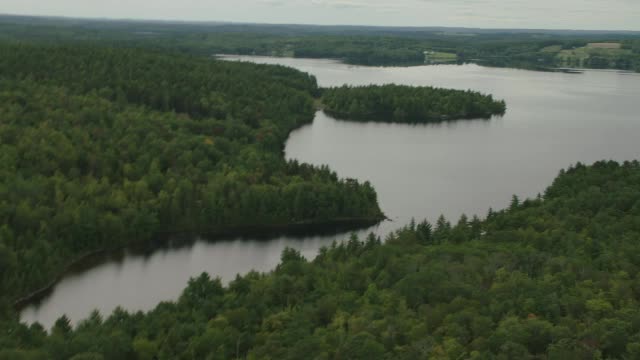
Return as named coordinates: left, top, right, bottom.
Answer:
left=2, top=161, right=640, bottom=359
left=2, top=16, right=639, bottom=71
left=322, top=85, right=506, bottom=123
left=0, top=43, right=384, bottom=313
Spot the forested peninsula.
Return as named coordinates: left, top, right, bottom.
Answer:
left=2, top=161, right=640, bottom=359
left=322, top=84, right=506, bottom=123
left=0, top=43, right=385, bottom=314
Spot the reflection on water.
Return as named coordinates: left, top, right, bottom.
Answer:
left=21, top=58, right=640, bottom=329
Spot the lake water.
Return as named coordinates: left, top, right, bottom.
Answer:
left=20, top=57, right=640, bottom=329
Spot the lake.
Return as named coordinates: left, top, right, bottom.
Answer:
left=20, top=57, right=640, bottom=329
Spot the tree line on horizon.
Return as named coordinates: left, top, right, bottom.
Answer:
left=3, top=17, right=639, bottom=71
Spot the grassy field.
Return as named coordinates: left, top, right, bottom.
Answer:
left=541, top=45, right=562, bottom=52
left=424, top=50, right=457, bottom=64
left=587, top=42, right=622, bottom=49
left=556, top=43, right=632, bottom=68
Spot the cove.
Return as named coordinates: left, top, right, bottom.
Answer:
left=20, top=58, right=640, bottom=329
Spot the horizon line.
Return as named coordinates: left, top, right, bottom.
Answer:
left=2, top=12, right=640, bottom=34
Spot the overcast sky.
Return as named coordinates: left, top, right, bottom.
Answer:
left=3, top=0, right=640, bottom=31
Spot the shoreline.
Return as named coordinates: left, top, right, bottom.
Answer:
left=13, top=215, right=386, bottom=311
left=13, top=92, right=388, bottom=315
left=322, top=108, right=500, bottom=124
left=216, top=54, right=639, bottom=74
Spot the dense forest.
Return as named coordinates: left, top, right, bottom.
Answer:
left=0, top=43, right=384, bottom=315
left=322, top=85, right=506, bottom=123
left=2, top=161, right=640, bottom=359
left=2, top=16, right=640, bottom=360
left=1, top=15, right=639, bottom=71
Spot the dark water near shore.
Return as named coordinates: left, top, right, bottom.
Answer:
left=21, top=58, right=640, bottom=329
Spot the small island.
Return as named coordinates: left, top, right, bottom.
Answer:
left=321, top=84, right=506, bottom=123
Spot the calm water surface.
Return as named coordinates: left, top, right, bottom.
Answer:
left=21, top=58, right=640, bottom=329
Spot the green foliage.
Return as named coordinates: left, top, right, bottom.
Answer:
left=2, top=16, right=640, bottom=71
left=2, top=16, right=640, bottom=359
left=2, top=160, right=640, bottom=358
left=322, top=84, right=506, bottom=123
left=0, top=16, right=640, bottom=71
left=0, top=43, right=383, bottom=308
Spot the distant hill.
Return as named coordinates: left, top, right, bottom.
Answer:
left=1, top=14, right=640, bottom=37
